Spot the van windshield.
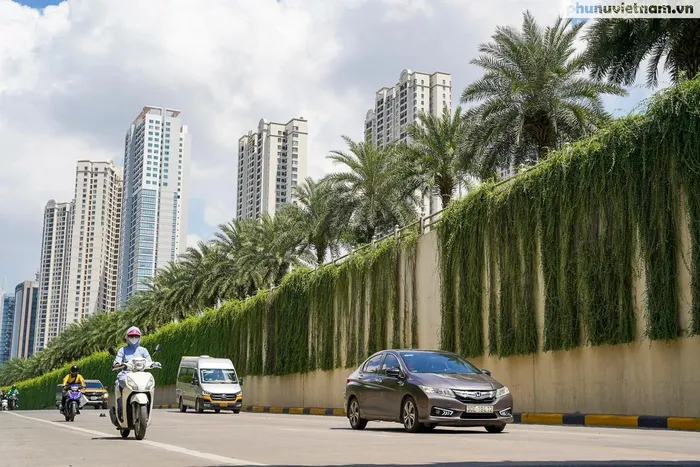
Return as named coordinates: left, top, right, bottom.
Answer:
left=200, top=368, right=238, bottom=383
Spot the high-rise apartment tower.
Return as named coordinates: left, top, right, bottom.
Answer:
left=236, top=117, right=308, bottom=220
left=117, top=106, right=190, bottom=308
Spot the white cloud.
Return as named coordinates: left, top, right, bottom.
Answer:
left=0, top=0, right=645, bottom=287
left=186, top=234, right=203, bottom=249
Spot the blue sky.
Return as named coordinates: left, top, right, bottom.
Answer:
left=14, top=0, right=60, bottom=7
left=0, top=0, right=663, bottom=291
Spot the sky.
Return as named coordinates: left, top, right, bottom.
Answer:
left=0, top=0, right=665, bottom=291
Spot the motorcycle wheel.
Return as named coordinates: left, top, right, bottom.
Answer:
left=120, top=429, right=130, bottom=439
left=134, top=405, right=148, bottom=440
left=68, top=401, right=77, bottom=422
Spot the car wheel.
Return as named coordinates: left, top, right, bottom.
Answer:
left=214, top=409, right=221, bottom=413
left=401, top=396, right=421, bottom=433
left=232, top=409, right=240, bottom=414
left=195, top=398, right=204, bottom=414
left=347, top=397, right=367, bottom=430
left=179, top=397, right=187, bottom=413
left=485, top=424, right=506, bottom=433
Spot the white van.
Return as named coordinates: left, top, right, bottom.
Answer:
left=175, top=356, right=244, bottom=414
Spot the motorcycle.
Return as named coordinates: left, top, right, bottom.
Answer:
left=107, top=344, right=162, bottom=440
left=61, top=384, right=86, bottom=422
left=1, top=396, right=7, bottom=411
left=8, top=395, right=17, bottom=411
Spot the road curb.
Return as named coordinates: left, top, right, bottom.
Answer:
left=235, top=406, right=700, bottom=431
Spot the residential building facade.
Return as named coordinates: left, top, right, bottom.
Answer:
left=10, top=281, right=39, bottom=360
left=65, top=161, right=123, bottom=323
left=364, top=69, right=452, bottom=216
left=35, top=200, right=73, bottom=352
left=118, top=106, right=190, bottom=308
left=0, top=294, right=16, bottom=365
left=236, top=117, right=308, bottom=220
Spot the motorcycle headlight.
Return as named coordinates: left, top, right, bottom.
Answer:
left=126, top=376, right=138, bottom=390
left=496, top=386, right=510, bottom=398
left=419, top=386, right=455, bottom=397
left=145, top=375, right=155, bottom=391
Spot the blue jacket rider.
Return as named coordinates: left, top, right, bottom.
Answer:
left=112, top=326, right=151, bottom=416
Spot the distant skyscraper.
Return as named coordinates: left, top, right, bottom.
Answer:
left=35, top=200, right=73, bottom=352
left=364, top=69, right=452, bottom=216
left=118, top=106, right=190, bottom=308
left=236, top=117, right=308, bottom=220
left=10, top=281, right=39, bottom=360
left=0, top=294, right=16, bottom=364
left=65, top=161, right=123, bottom=321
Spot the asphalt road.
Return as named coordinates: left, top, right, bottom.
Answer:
left=2, top=409, right=700, bottom=467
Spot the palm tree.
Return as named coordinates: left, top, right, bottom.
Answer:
left=326, top=136, right=419, bottom=244
left=585, top=19, right=700, bottom=88
left=403, top=106, right=475, bottom=209
left=291, top=177, right=351, bottom=264
left=235, top=207, right=312, bottom=289
left=461, top=11, right=626, bottom=174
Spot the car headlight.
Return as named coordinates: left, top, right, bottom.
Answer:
left=126, top=377, right=138, bottom=390
left=419, top=386, right=454, bottom=397
left=496, top=386, right=510, bottom=398
left=145, top=376, right=155, bottom=390
left=103, top=393, right=108, bottom=399
left=201, top=390, right=210, bottom=396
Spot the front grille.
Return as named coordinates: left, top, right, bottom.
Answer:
left=452, top=389, right=495, bottom=403
left=210, top=393, right=239, bottom=401
left=460, top=412, right=497, bottom=420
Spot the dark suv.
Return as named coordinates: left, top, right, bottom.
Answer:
left=344, top=349, right=514, bottom=433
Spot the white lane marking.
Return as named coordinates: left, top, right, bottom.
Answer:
left=5, top=412, right=266, bottom=466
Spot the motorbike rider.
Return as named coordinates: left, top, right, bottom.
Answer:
left=7, top=385, right=19, bottom=408
left=60, top=365, right=85, bottom=413
left=112, top=326, right=151, bottom=419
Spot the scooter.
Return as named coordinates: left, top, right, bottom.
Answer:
left=1, top=396, right=7, bottom=411
left=61, top=384, right=86, bottom=422
left=107, top=344, right=162, bottom=440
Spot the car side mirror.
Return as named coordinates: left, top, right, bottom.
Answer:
left=239, top=378, right=244, bottom=386
left=386, top=367, right=402, bottom=378
left=107, top=347, right=116, bottom=356
left=191, top=378, right=199, bottom=386
left=481, top=369, right=491, bottom=376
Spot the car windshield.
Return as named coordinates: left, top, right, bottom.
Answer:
left=85, top=381, right=102, bottom=389
left=399, top=351, right=480, bottom=374
left=200, top=368, right=238, bottom=383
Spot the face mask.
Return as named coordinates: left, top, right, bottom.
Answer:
left=127, top=337, right=139, bottom=346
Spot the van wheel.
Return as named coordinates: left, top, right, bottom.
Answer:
left=179, top=397, right=187, bottom=413
left=232, top=409, right=240, bottom=414
left=195, top=398, right=204, bottom=413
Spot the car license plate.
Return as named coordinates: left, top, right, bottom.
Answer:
left=91, top=397, right=98, bottom=400
left=465, top=405, right=493, bottom=413
left=220, top=403, right=228, bottom=408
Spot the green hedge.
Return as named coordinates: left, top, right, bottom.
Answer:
left=5, top=233, right=420, bottom=409
left=438, top=77, right=700, bottom=357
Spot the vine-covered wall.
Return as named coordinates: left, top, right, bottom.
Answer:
left=7, top=78, right=700, bottom=412
left=438, top=78, right=700, bottom=358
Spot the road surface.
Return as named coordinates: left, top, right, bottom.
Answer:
left=2, top=409, right=700, bottom=466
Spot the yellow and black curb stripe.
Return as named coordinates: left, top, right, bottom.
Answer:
left=243, top=405, right=346, bottom=417
left=514, top=412, right=700, bottom=431
left=229, top=406, right=700, bottom=432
